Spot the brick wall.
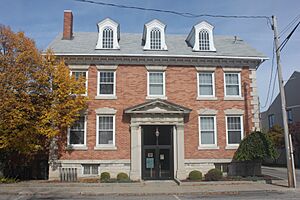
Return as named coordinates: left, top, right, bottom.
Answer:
left=59, top=65, right=253, bottom=161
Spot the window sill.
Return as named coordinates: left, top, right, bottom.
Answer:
left=66, top=145, right=88, bottom=151
left=198, top=146, right=220, bottom=150
left=94, top=146, right=117, bottom=151
left=197, top=97, right=218, bottom=101
left=146, top=96, right=168, bottom=100
left=225, top=145, right=239, bottom=150
left=95, top=95, right=117, bottom=100
left=224, top=96, right=244, bottom=101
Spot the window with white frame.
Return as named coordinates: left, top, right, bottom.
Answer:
left=98, top=71, right=115, bottom=95
left=198, top=72, right=214, bottom=96
left=69, top=116, right=86, bottom=146
left=82, top=164, right=99, bottom=175
left=226, top=116, right=243, bottom=145
left=199, top=29, right=210, bottom=51
left=148, top=71, right=165, bottom=96
left=71, top=71, right=88, bottom=95
left=268, top=114, right=275, bottom=128
left=97, top=115, right=115, bottom=146
left=102, top=27, right=113, bottom=49
left=199, top=116, right=216, bottom=146
left=225, top=73, right=241, bottom=96
left=150, top=28, right=161, bottom=50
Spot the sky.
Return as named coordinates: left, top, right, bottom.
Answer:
left=0, top=0, right=299, bottom=111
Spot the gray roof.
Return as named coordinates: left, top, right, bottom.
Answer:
left=47, top=32, right=266, bottom=59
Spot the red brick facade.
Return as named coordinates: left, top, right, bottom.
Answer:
left=59, top=65, right=254, bottom=161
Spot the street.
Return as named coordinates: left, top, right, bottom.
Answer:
left=262, top=166, right=300, bottom=187
left=1, top=191, right=300, bottom=200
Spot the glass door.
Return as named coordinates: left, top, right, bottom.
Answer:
left=142, top=125, right=173, bottom=180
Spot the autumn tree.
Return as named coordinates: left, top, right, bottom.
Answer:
left=0, top=25, right=87, bottom=174
left=267, top=125, right=285, bottom=148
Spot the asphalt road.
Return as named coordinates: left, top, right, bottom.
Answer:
left=262, top=166, right=300, bottom=187
left=1, top=191, right=300, bottom=200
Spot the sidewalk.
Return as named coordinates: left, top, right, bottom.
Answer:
left=0, top=180, right=294, bottom=196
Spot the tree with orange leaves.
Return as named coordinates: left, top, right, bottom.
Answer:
left=0, top=25, right=87, bottom=168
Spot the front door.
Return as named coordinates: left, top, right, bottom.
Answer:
left=142, top=125, right=173, bottom=180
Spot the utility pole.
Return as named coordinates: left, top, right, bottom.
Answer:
left=272, top=15, right=296, bottom=188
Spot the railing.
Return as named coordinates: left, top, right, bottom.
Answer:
left=59, top=168, right=77, bottom=182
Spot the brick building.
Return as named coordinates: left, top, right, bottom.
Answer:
left=47, top=10, right=267, bottom=180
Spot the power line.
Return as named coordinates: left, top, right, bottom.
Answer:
left=73, top=0, right=271, bottom=22
left=279, top=14, right=300, bottom=37
left=278, top=20, right=300, bottom=52
left=261, top=40, right=275, bottom=109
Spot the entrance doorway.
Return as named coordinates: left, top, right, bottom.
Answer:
left=142, top=125, right=173, bottom=180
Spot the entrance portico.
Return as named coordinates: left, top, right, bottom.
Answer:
left=124, top=99, right=191, bottom=180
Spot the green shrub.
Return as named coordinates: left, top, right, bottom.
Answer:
left=234, top=131, right=278, bottom=161
left=205, top=169, right=223, bottom=181
left=100, top=172, right=110, bottom=182
left=0, top=177, right=19, bottom=183
left=116, top=172, right=129, bottom=181
left=188, top=170, right=202, bottom=180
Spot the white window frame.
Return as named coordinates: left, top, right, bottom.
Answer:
left=197, top=72, right=215, bottom=97
left=97, top=71, right=116, bottom=97
left=102, top=27, right=114, bottom=49
left=147, top=71, right=166, bottom=98
left=199, top=29, right=210, bottom=51
left=96, top=115, right=116, bottom=148
left=67, top=116, right=87, bottom=148
left=70, top=70, right=88, bottom=96
left=224, top=72, right=241, bottom=97
left=81, top=164, right=100, bottom=176
left=225, top=115, right=244, bottom=148
left=198, top=116, right=218, bottom=149
left=150, top=28, right=161, bottom=50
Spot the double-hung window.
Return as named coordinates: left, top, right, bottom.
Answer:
left=68, top=116, right=86, bottom=147
left=71, top=71, right=88, bottom=95
left=226, top=116, right=243, bottom=146
left=96, top=115, right=115, bottom=147
left=198, top=72, right=215, bottom=97
left=98, top=71, right=115, bottom=96
left=150, top=28, right=161, bottom=50
left=148, top=71, right=165, bottom=97
left=199, top=29, right=210, bottom=51
left=224, top=73, right=241, bottom=97
left=199, top=116, right=217, bottom=148
left=102, top=27, right=113, bottom=49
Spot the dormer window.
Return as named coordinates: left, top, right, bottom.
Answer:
left=150, top=28, right=161, bottom=50
left=142, top=19, right=167, bottom=51
left=102, top=27, right=113, bottom=49
left=199, top=29, right=210, bottom=51
left=186, top=21, right=216, bottom=52
left=96, top=18, right=120, bottom=50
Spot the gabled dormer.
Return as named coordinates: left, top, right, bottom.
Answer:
left=142, top=19, right=167, bottom=51
left=96, top=18, right=120, bottom=49
left=186, top=21, right=216, bottom=52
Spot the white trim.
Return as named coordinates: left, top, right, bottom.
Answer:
left=51, top=53, right=268, bottom=61
left=198, top=116, right=218, bottom=148
left=70, top=70, right=88, bottom=96
left=224, top=72, right=242, bottom=98
left=96, top=65, right=118, bottom=70
left=68, top=65, right=90, bottom=70
left=225, top=115, right=244, bottom=148
left=143, top=19, right=168, bottom=50
left=81, top=164, right=100, bottom=176
left=96, top=18, right=120, bottom=50
left=197, top=71, right=215, bottom=98
left=67, top=115, right=87, bottom=148
left=96, top=115, right=116, bottom=148
left=145, top=66, right=167, bottom=71
left=147, top=71, right=166, bottom=98
left=97, top=70, right=116, bottom=97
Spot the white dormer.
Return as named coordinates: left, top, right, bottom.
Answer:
left=142, top=19, right=167, bottom=51
left=96, top=18, right=120, bottom=49
left=186, top=21, right=216, bottom=52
